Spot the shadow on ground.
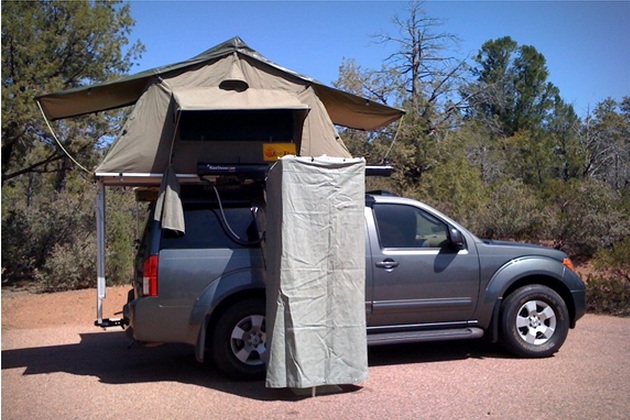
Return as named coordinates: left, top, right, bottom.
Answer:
left=2, top=330, right=509, bottom=401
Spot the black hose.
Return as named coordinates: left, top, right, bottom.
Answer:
left=212, top=185, right=262, bottom=246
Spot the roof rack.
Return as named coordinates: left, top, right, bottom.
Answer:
left=366, top=190, right=396, bottom=196
left=365, top=165, right=393, bottom=177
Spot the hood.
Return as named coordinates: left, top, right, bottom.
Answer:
left=479, top=239, right=567, bottom=261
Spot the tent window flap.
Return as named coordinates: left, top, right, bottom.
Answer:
left=179, top=109, right=307, bottom=143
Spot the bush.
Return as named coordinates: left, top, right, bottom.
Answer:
left=1, top=209, right=37, bottom=283
left=481, top=180, right=545, bottom=241
left=586, top=236, right=630, bottom=317
left=2, top=175, right=139, bottom=291
left=586, top=274, right=630, bottom=317
left=35, top=233, right=96, bottom=292
left=542, top=179, right=630, bottom=258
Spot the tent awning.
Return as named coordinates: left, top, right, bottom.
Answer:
left=36, top=37, right=404, bottom=131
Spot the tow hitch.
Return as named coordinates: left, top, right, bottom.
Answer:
left=94, top=318, right=126, bottom=329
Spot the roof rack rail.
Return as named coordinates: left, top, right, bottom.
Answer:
left=367, top=190, right=396, bottom=196
left=365, top=165, right=394, bottom=177
left=198, top=162, right=394, bottom=178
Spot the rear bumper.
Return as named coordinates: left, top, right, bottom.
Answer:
left=122, top=295, right=198, bottom=344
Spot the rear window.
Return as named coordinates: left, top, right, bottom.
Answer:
left=160, top=207, right=259, bottom=250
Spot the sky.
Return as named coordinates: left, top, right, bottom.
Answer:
left=127, top=1, right=630, bottom=117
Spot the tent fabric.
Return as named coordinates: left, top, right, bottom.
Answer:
left=94, top=80, right=175, bottom=176
left=36, top=37, right=404, bottom=130
left=264, top=155, right=368, bottom=389
left=93, top=54, right=353, bottom=177
left=172, top=87, right=310, bottom=111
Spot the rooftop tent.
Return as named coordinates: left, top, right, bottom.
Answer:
left=36, top=37, right=405, bottom=185
left=37, top=37, right=403, bottom=127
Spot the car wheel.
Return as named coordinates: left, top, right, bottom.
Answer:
left=500, top=285, right=569, bottom=358
left=210, top=298, right=267, bottom=380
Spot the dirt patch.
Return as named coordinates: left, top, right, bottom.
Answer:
left=1, top=285, right=130, bottom=330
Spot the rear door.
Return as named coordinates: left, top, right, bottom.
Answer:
left=367, top=202, right=480, bottom=325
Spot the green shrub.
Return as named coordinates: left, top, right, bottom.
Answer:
left=542, top=179, right=630, bottom=258
left=2, top=175, right=139, bottom=291
left=586, top=274, right=630, bottom=317
left=35, top=233, right=96, bottom=292
left=586, top=236, right=630, bottom=317
left=482, top=180, right=545, bottom=241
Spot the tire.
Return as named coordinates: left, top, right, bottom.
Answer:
left=210, top=299, right=267, bottom=380
left=499, top=285, right=569, bottom=358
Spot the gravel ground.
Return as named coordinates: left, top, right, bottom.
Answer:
left=2, top=286, right=630, bottom=419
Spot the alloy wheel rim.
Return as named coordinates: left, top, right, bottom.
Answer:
left=515, top=299, right=557, bottom=345
left=230, top=314, right=266, bottom=366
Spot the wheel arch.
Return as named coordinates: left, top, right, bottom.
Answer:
left=194, top=287, right=265, bottom=362
left=500, top=275, right=576, bottom=327
left=483, top=258, right=578, bottom=342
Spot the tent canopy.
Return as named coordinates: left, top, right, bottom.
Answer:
left=37, top=37, right=403, bottom=131
left=36, top=37, right=404, bottom=185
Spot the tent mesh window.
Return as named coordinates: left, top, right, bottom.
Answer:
left=179, top=110, right=296, bottom=142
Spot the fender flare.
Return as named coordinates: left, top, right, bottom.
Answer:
left=192, top=268, right=265, bottom=362
left=480, top=256, right=567, bottom=334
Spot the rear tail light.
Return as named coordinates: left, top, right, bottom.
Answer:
left=143, top=255, right=159, bottom=296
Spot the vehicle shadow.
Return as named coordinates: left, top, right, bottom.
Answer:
left=2, top=330, right=511, bottom=401
left=367, top=339, right=510, bottom=367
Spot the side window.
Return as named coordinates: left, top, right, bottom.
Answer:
left=161, top=207, right=258, bottom=250
left=374, top=204, right=449, bottom=248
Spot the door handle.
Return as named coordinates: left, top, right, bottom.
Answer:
left=376, top=259, right=399, bottom=270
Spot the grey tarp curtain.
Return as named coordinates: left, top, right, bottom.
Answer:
left=264, top=156, right=368, bottom=389
left=153, top=165, right=185, bottom=234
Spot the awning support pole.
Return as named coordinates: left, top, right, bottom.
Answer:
left=94, top=180, right=124, bottom=329
left=96, top=180, right=107, bottom=325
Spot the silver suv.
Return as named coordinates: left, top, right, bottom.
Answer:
left=124, top=186, right=586, bottom=379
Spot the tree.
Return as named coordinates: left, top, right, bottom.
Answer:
left=579, top=97, right=630, bottom=190
left=547, top=93, right=582, bottom=181
left=373, top=0, right=467, bottom=131
left=343, top=0, right=470, bottom=190
left=1, top=1, right=143, bottom=286
left=1, top=0, right=143, bottom=184
left=465, top=36, right=561, bottom=137
left=463, top=36, right=581, bottom=187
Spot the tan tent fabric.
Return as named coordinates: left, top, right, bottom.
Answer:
left=93, top=81, right=175, bottom=176
left=94, top=51, right=354, bottom=177
left=297, top=86, right=349, bottom=157
left=36, top=37, right=404, bottom=130
left=36, top=37, right=403, bottom=184
left=172, top=87, right=309, bottom=111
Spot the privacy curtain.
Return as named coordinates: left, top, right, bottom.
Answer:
left=265, top=155, right=368, bottom=389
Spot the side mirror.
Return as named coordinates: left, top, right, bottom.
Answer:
left=449, top=228, right=465, bottom=249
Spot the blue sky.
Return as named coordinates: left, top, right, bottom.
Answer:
left=127, top=1, right=630, bottom=117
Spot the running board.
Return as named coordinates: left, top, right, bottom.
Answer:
left=367, top=327, right=484, bottom=346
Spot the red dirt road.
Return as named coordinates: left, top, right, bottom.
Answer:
left=2, top=287, right=629, bottom=419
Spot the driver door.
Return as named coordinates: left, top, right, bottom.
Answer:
left=367, top=203, right=480, bottom=325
